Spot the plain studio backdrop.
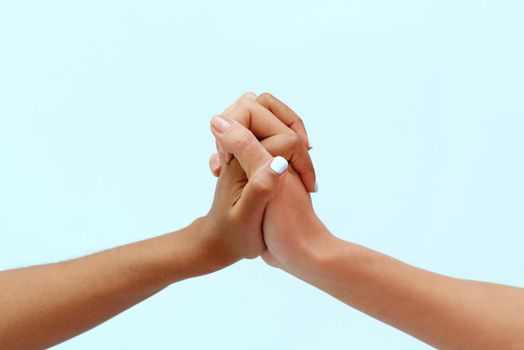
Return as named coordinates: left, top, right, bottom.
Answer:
left=1, top=1, right=523, bottom=349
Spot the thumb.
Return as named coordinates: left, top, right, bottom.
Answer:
left=234, top=156, right=289, bottom=218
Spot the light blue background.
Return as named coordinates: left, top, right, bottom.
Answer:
left=1, top=1, right=523, bottom=349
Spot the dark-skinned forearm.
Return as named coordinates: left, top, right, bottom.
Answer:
left=0, top=218, right=230, bottom=350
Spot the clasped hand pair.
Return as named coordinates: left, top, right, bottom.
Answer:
left=198, top=92, right=329, bottom=275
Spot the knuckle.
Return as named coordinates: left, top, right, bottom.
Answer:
left=289, top=133, right=303, bottom=148
left=251, top=175, right=273, bottom=195
left=231, top=129, right=253, bottom=150
left=242, top=91, right=257, bottom=99
left=258, top=92, right=273, bottom=102
left=281, top=133, right=302, bottom=151
left=294, top=116, right=305, bottom=127
left=237, top=95, right=255, bottom=109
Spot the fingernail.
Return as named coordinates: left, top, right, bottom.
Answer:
left=313, top=181, right=318, bottom=192
left=270, top=156, right=288, bottom=175
left=211, top=116, right=231, bottom=133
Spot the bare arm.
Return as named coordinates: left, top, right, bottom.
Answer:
left=284, top=231, right=524, bottom=350
left=0, top=220, right=218, bottom=349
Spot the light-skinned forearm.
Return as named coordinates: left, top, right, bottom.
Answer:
left=284, top=229, right=524, bottom=349
left=0, top=218, right=228, bottom=350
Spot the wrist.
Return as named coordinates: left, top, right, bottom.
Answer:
left=285, top=233, right=382, bottom=287
left=189, top=216, right=241, bottom=273
left=280, top=229, right=346, bottom=282
left=152, top=217, right=239, bottom=284
left=277, top=217, right=335, bottom=273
